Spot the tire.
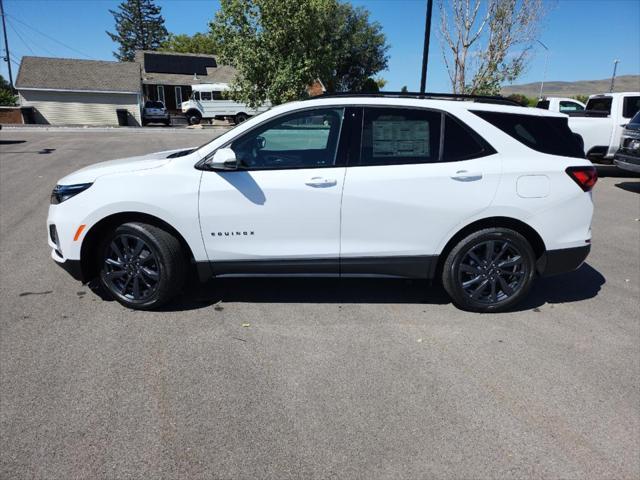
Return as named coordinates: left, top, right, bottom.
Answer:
left=187, top=111, right=202, bottom=125
left=235, top=112, right=248, bottom=124
left=442, top=228, right=536, bottom=313
left=164, top=119, right=171, bottom=127
left=98, top=222, right=186, bottom=310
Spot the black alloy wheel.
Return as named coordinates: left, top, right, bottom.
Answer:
left=102, top=233, right=160, bottom=302
left=458, top=240, right=525, bottom=304
left=99, top=222, right=186, bottom=310
left=442, top=228, right=536, bottom=313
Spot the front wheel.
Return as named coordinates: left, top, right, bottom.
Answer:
left=187, top=111, right=202, bottom=125
left=98, top=222, right=186, bottom=310
left=442, top=228, right=536, bottom=313
left=235, top=112, right=248, bottom=124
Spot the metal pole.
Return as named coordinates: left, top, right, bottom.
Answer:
left=609, top=59, right=620, bottom=93
left=419, top=0, right=434, bottom=94
left=0, top=0, right=12, bottom=88
left=537, top=40, right=548, bottom=99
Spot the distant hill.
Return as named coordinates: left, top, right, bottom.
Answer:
left=501, top=75, right=640, bottom=98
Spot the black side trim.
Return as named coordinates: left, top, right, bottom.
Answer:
left=206, top=255, right=439, bottom=279
left=55, top=259, right=84, bottom=282
left=340, top=255, right=437, bottom=279
left=536, top=245, right=590, bottom=277
left=211, top=258, right=340, bottom=276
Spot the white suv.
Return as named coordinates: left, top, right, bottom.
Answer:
left=47, top=94, right=596, bottom=312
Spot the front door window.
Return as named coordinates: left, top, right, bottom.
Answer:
left=231, top=108, right=345, bottom=170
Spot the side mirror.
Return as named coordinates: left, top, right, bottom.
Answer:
left=207, top=147, right=238, bottom=170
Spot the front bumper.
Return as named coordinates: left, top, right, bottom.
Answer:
left=613, top=153, right=640, bottom=174
left=536, top=245, right=591, bottom=276
left=52, top=249, right=84, bottom=282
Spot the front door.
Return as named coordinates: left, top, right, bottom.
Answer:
left=198, top=107, right=348, bottom=274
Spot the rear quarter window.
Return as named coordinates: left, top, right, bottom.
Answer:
left=442, top=114, right=496, bottom=161
left=471, top=110, right=585, bottom=158
left=622, top=96, right=640, bottom=119
left=536, top=100, right=550, bottom=110
left=585, top=97, right=613, bottom=114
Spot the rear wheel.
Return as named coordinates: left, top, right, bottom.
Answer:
left=98, top=222, right=186, bottom=310
left=235, top=112, right=248, bottom=124
left=442, top=228, right=536, bottom=313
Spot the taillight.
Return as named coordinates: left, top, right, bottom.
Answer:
left=566, top=166, right=597, bottom=192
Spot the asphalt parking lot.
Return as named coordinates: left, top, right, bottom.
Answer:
left=1, top=129, right=639, bottom=479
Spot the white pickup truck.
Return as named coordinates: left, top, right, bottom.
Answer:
left=180, top=83, right=270, bottom=125
left=567, top=92, right=640, bottom=162
left=536, top=97, right=585, bottom=114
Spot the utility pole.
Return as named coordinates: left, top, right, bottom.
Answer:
left=419, top=0, right=434, bottom=94
left=609, top=59, right=620, bottom=93
left=537, top=40, right=549, bottom=99
left=0, top=0, right=12, bottom=89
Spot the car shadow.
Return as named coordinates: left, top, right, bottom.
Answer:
left=615, top=181, right=640, bottom=194
left=595, top=165, right=639, bottom=178
left=150, top=262, right=605, bottom=313
left=0, top=140, right=27, bottom=145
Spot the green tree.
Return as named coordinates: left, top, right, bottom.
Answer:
left=400, top=85, right=409, bottom=93
left=161, top=33, right=217, bottom=55
left=507, top=93, right=531, bottom=106
left=573, top=94, right=589, bottom=104
left=210, top=0, right=389, bottom=107
left=325, top=3, right=389, bottom=93
left=107, top=0, right=168, bottom=61
left=0, top=74, right=17, bottom=106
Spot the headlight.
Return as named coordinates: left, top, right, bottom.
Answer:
left=50, top=183, right=93, bottom=204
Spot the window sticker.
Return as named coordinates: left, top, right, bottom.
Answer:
left=372, top=120, right=430, bottom=157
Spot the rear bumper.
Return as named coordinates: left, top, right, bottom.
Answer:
left=614, top=153, right=640, bottom=173
left=536, top=245, right=591, bottom=276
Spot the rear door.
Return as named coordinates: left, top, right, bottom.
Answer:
left=339, top=106, right=502, bottom=277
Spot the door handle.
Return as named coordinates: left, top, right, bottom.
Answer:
left=305, top=177, right=337, bottom=187
left=451, top=170, right=483, bottom=181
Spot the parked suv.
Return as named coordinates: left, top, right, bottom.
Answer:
left=142, top=100, right=170, bottom=126
left=48, top=93, right=596, bottom=313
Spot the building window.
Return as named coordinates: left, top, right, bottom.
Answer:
left=175, top=87, right=183, bottom=107
left=157, top=85, right=165, bottom=105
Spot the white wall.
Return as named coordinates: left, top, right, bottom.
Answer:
left=19, top=90, right=142, bottom=126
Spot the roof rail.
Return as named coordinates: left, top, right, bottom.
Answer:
left=315, top=91, right=522, bottom=107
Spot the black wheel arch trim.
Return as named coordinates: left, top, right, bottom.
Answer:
left=78, top=212, right=199, bottom=283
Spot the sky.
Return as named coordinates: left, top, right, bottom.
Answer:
left=2, top=0, right=639, bottom=93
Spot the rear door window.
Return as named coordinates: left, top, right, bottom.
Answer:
left=471, top=110, right=584, bottom=158
left=358, top=107, right=441, bottom=166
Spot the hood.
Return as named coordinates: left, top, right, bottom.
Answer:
left=56, top=148, right=193, bottom=185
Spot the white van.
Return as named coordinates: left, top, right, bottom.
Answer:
left=180, top=83, right=270, bottom=125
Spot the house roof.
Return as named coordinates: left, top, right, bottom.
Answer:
left=16, top=56, right=141, bottom=93
left=135, top=50, right=237, bottom=86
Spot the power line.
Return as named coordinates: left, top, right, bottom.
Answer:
left=7, top=13, right=93, bottom=59
left=7, top=18, right=34, bottom=55
left=8, top=18, right=56, bottom=56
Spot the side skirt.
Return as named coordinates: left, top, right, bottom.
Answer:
left=199, top=255, right=438, bottom=280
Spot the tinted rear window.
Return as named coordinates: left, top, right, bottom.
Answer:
left=622, top=96, right=640, bottom=119
left=536, top=100, right=550, bottom=110
left=585, top=97, right=612, bottom=114
left=471, top=110, right=585, bottom=158
left=145, top=101, right=164, bottom=109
